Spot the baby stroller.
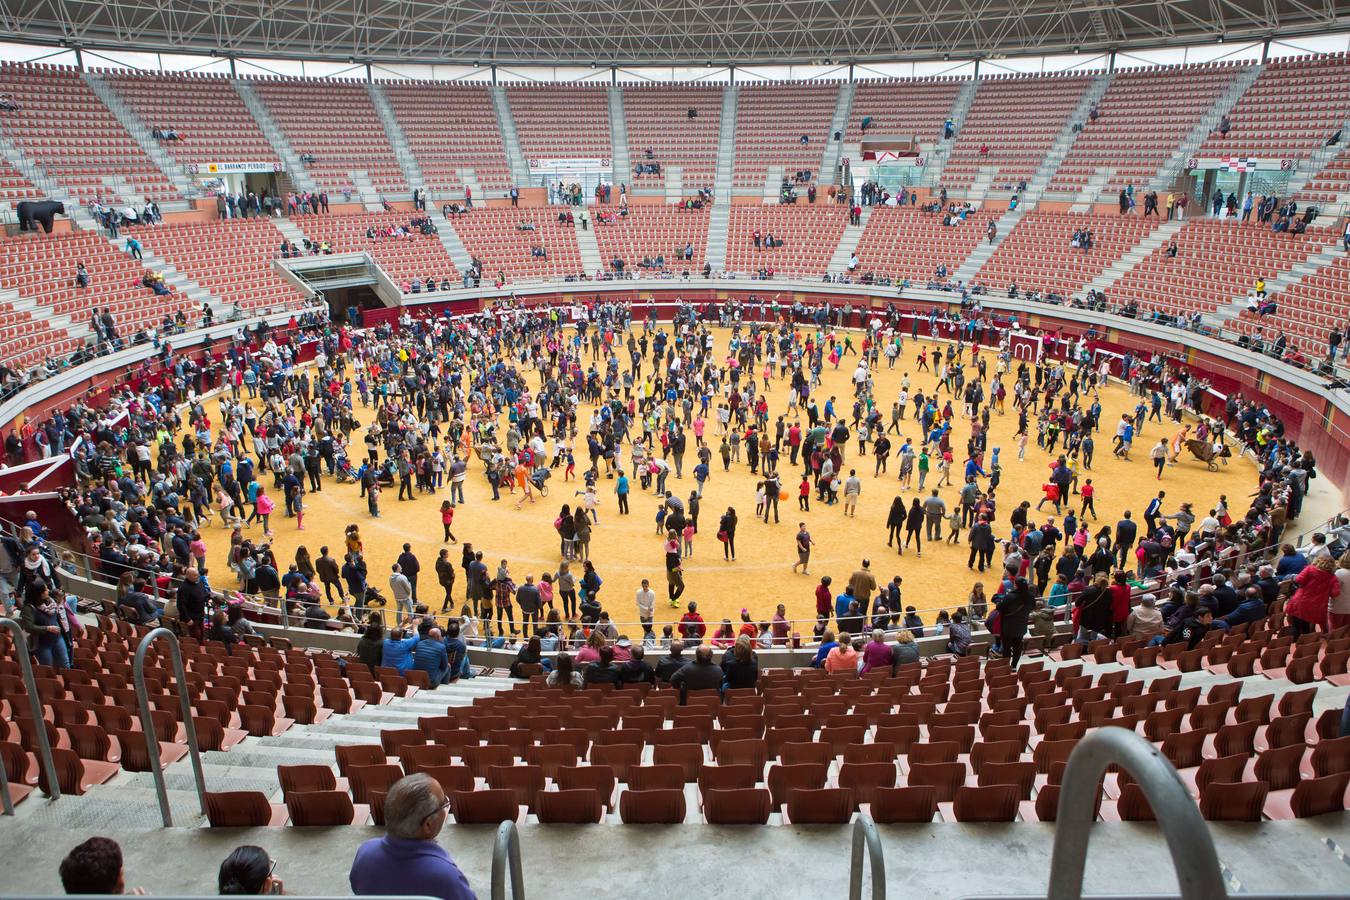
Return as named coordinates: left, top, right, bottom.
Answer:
left=334, top=454, right=357, bottom=484
left=363, top=586, right=388, bottom=608
left=530, top=467, right=551, bottom=497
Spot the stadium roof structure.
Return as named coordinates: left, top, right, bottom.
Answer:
left=0, top=0, right=1345, bottom=66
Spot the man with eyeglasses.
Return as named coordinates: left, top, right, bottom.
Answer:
left=349, top=773, right=476, bottom=900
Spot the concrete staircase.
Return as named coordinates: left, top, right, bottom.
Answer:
left=490, top=86, right=532, bottom=188
left=1068, top=167, right=1117, bottom=213
left=607, top=86, right=631, bottom=191
left=1014, top=72, right=1113, bottom=208
left=574, top=215, right=604, bottom=277
left=0, top=130, right=98, bottom=229
left=663, top=167, right=684, bottom=202
left=457, top=169, right=484, bottom=205
left=704, top=86, right=737, bottom=272
left=819, top=81, right=855, bottom=185
left=921, top=78, right=979, bottom=188
left=952, top=204, right=1027, bottom=284
left=1148, top=64, right=1262, bottom=193
left=1282, top=115, right=1350, bottom=200
left=233, top=80, right=320, bottom=195
left=825, top=205, right=872, bottom=274
left=82, top=72, right=198, bottom=201
left=435, top=212, right=475, bottom=275
left=1207, top=239, right=1346, bottom=327
left=0, top=285, right=90, bottom=346
left=273, top=216, right=309, bottom=248
left=367, top=82, right=425, bottom=202
left=1077, top=218, right=1185, bottom=300
left=762, top=165, right=785, bottom=204
left=349, top=170, right=384, bottom=211
left=112, top=234, right=226, bottom=317
left=966, top=165, right=999, bottom=208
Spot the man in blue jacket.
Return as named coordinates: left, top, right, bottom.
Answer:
left=411, top=626, right=449, bottom=685
left=350, top=774, right=476, bottom=900
left=382, top=626, right=420, bottom=675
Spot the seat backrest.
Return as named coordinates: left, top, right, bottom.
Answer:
left=627, top=764, right=685, bottom=792
left=420, top=764, right=475, bottom=796
left=869, top=785, right=937, bottom=824
left=786, top=787, right=855, bottom=824
left=555, top=764, right=617, bottom=804
left=486, top=764, right=546, bottom=810
left=1116, top=782, right=1155, bottom=821
left=402, top=744, right=455, bottom=776
left=906, top=762, right=967, bottom=803
left=703, top=787, right=772, bottom=824
left=334, top=744, right=386, bottom=777
left=1199, top=780, right=1269, bottom=822
left=1291, top=772, right=1350, bottom=818
left=277, top=763, right=337, bottom=797
left=650, top=744, right=702, bottom=782
left=619, top=788, right=687, bottom=824
left=766, top=762, right=829, bottom=809
left=952, top=784, right=1019, bottom=822
left=205, top=790, right=274, bottom=827
left=697, top=763, right=759, bottom=797
left=780, top=741, right=833, bottom=768
left=1193, top=753, right=1249, bottom=796
left=976, top=761, right=1036, bottom=800
left=837, top=762, right=898, bottom=807
left=286, top=790, right=356, bottom=826
left=537, top=788, right=604, bottom=823
left=908, top=740, right=960, bottom=765
left=348, top=763, right=404, bottom=805
left=450, top=788, right=519, bottom=824
left=1311, top=735, right=1350, bottom=777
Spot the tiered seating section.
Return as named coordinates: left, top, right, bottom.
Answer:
left=103, top=71, right=279, bottom=171
left=974, top=212, right=1162, bottom=297
left=213, top=628, right=1349, bottom=827
left=732, top=83, right=841, bottom=191
left=943, top=73, right=1092, bottom=192
left=1231, top=254, right=1350, bottom=355
left=249, top=78, right=406, bottom=197
left=380, top=82, right=513, bottom=195
left=128, top=220, right=309, bottom=313
left=1051, top=64, right=1242, bottom=196
left=0, top=63, right=180, bottom=206
left=0, top=232, right=192, bottom=368
left=621, top=84, right=722, bottom=190
left=450, top=209, right=583, bottom=283
left=845, top=78, right=963, bottom=145
left=506, top=84, right=612, bottom=163
left=590, top=207, right=711, bottom=275
left=1296, top=153, right=1350, bottom=208
left=1197, top=53, right=1350, bottom=162
left=724, top=206, right=848, bottom=277
left=1109, top=219, right=1323, bottom=318
left=850, top=208, right=986, bottom=284
left=294, top=212, right=457, bottom=288
left=0, top=158, right=38, bottom=212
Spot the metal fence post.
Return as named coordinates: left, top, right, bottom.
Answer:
left=490, top=819, right=525, bottom=900
left=133, top=627, right=208, bottom=826
left=0, top=617, right=61, bottom=803
left=848, top=814, right=886, bottom=900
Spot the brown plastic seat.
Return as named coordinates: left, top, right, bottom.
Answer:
left=1309, top=735, right=1350, bottom=778
left=38, top=747, right=118, bottom=796
left=523, top=744, right=579, bottom=781
left=1111, top=782, right=1155, bottom=821
left=619, top=788, right=687, bottom=824
left=486, top=728, right=534, bottom=757
left=380, top=728, right=426, bottom=758
left=589, top=743, right=642, bottom=782
left=766, top=762, right=829, bottom=809
left=64, top=723, right=118, bottom=763
left=334, top=744, right=386, bottom=777
left=1199, top=781, right=1269, bottom=821
left=906, top=762, right=967, bottom=803
left=402, top=744, right=455, bottom=776
left=907, top=741, right=960, bottom=766
left=487, top=764, right=546, bottom=812
left=1233, top=694, right=1273, bottom=725
left=450, top=788, right=520, bottom=824
left=842, top=742, right=895, bottom=765
left=286, top=790, right=358, bottom=826
left=785, top=787, right=855, bottom=824
left=463, top=744, right=516, bottom=781
left=1160, top=730, right=1206, bottom=770
left=282, top=694, right=327, bottom=725
left=1189, top=753, right=1249, bottom=798
left=819, top=725, right=868, bottom=755
left=627, top=764, right=685, bottom=792
left=555, top=765, right=618, bottom=811
left=780, top=741, right=833, bottom=768
left=1256, top=714, right=1312, bottom=752
left=951, top=784, right=1019, bottom=822
left=537, top=788, right=605, bottom=823
left=1278, top=687, right=1317, bottom=718
left=703, top=787, right=772, bottom=824
left=1254, top=743, right=1309, bottom=791
left=205, top=790, right=288, bottom=827
left=1264, top=772, right=1350, bottom=819
left=873, top=724, right=921, bottom=755
left=977, top=761, right=1037, bottom=800
left=837, top=761, right=898, bottom=808
left=276, top=764, right=338, bottom=798
left=713, top=738, right=768, bottom=774
left=697, top=763, right=759, bottom=803
left=869, top=785, right=937, bottom=823
left=348, top=763, right=403, bottom=805
left=969, top=740, right=1023, bottom=774
left=420, top=765, right=475, bottom=796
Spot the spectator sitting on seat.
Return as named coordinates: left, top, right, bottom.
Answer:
left=75, top=262, right=89, bottom=289
left=1149, top=606, right=1214, bottom=648
left=60, top=836, right=140, bottom=895
left=670, top=643, right=723, bottom=697
left=218, top=844, right=280, bottom=895
left=349, top=773, right=475, bottom=900
left=583, top=644, right=623, bottom=686
left=0, top=93, right=19, bottom=112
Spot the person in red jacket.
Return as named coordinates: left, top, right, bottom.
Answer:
left=815, top=575, right=833, bottom=623
left=1109, top=569, right=1133, bottom=638
left=1285, top=555, right=1341, bottom=635
left=678, top=600, right=707, bottom=644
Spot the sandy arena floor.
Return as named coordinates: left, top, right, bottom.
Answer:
left=204, top=326, right=1256, bottom=635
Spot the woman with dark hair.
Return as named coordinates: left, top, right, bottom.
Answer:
left=218, top=845, right=276, bottom=895
left=904, top=497, right=924, bottom=555
left=207, top=610, right=239, bottom=649
left=510, top=634, right=543, bottom=678
left=226, top=604, right=256, bottom=637
left=719, top=507, right=738, bottom=561
left=557, top=504, right=576, bottom=559
left=886, top=496, right=905, bottom=549
left=721, top=634, right=760, bottom=689
left=356, top=619, right=384, bottom=672
left=547, top=651, right=584, bottom=687
left=996, top=577, right=1035, bottom=667
left=583, top=645, right=623, bottom=686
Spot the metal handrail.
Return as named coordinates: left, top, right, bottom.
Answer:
left=0, top=617, right=61, bottom=808
left=848, top=814, right=886, bottom=900
left=1048, top=727, right=1226, bottom=900
left=132, top=627, right=207, bottom=827
left=490, top=819, right=525, bottom=900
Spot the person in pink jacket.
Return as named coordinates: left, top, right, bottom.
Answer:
left=859, top=629, right=894, bottom=674
left=1285, top=555, right=1341, bottom=635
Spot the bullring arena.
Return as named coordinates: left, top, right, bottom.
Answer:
left=0, top=4, right=1348, bottom=898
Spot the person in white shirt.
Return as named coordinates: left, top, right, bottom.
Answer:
left=635, top=579, right=656, bottom=643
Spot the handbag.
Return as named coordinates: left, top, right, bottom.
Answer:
left=717, top=530, right=729, bottom=543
